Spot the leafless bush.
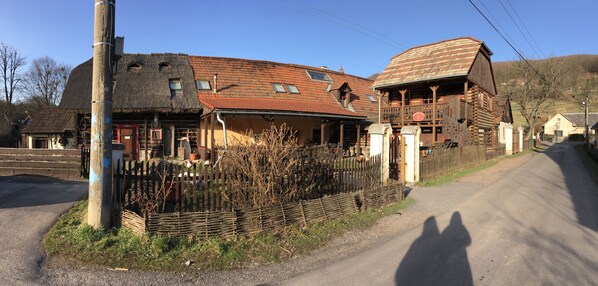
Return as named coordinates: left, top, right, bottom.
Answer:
left=129, top=162, right=176, bottom=216
left=222, top=124, right=335, bottom=208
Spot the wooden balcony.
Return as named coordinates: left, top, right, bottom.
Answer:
left=382, top=101, right=474, bottom=125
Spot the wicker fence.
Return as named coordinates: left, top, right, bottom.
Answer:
left=120, top=183, right=404, bottom=238
left=114, top=149, right=396, bottom=237
left=419, top=145, right=487, bottom=181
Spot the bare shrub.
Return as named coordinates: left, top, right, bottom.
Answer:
left=222, top=124, right=335, bottom=208
left=129, top=162, right=176, bottom=216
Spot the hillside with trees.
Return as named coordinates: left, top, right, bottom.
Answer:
left=493, top=54, right=598, bottom=137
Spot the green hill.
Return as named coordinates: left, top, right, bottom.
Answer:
left=493, top=54, right=598, bottom=128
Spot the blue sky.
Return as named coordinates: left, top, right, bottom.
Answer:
left=0, top=0, right=596, bottom=78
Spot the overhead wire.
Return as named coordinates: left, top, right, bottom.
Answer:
left=256, top=0, right=406, bottom=50
left=476, top=0, right=522, bottom=53
left=468, top=0, right=566, bottom=98
left=497, top=0, right=542, bottom=59
left=504, top=0, right=546, bottom=58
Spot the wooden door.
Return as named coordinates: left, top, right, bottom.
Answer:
left=119, top=128, right=136, bottom=160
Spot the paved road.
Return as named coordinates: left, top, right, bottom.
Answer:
left=283, top=142, right=598, bottom=285
left=0, top=176, right=86, bottom=286
left=2, top=143, right=597, bottom=285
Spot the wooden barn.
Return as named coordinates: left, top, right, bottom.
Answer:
left=60, top=53, right=201, bottom=160
left=373, top=37, right=503, bottom=149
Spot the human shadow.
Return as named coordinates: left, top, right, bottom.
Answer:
left=395, top=212, right=472, bottom=286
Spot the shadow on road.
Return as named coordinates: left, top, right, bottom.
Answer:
left=395, top=212, right=472, bottom=286
left=0, top=175, right=86, bottom=209
left=543, top=142, right=598, bottom=231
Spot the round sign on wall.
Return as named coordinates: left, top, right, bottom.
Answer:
left=413, top=112, right=426, bottom=121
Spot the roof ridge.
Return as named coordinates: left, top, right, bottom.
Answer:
left=390, top=36, right=482, bottom=60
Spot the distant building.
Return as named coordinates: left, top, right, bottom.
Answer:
left=543, top=112, right=598, bottom=142
left=21, top=107, right=76, bottom=149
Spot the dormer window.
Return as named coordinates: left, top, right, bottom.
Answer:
left=306, top=70, right=332, bottom=82
left=169, top=79, right=182, bottom=90
left=127, top=63, right=142, bottom=73
left=286, top=84, right=299, bottom=94
left=159, top=62, right=171, bottom=73
left=272, top=83, right=285, bottom=93
left=196, top=80, right=211, bottom=90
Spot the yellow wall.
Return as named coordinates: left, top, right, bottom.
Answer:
left=200, top=115, right=332, bottom=147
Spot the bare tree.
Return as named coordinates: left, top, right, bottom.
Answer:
left=22, top=57, right=71, bottom=106
left=0, top=42, right=26, bottom=105
left=498, top=57, right=571, bottom=139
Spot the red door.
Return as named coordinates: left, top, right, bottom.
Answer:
left=119, top=128, right=136, bottom=160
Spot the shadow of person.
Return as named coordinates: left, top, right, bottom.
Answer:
left=395, top=216, right=441, bottom=285
left=395, top=212, right=472, bottom=286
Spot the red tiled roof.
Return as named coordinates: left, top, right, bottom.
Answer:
left=373, top=37, right=489, bottom=88
left=189, top=56, right=382, bottom=121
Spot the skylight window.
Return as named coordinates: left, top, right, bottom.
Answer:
left=306, top=70, right=332, bottom=82
left=367, top=94, right=377, bottom=102
left=272, top=83, right=286, bottom=93
left=286, top=84, right=299, bottom=94
left=169, top=79, right=182, bottom=90
left=196, top=80, right=211, bottom=90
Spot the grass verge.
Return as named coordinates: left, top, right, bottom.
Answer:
left=573, top=144, right=598, bottom=185
left=44, top=197, right=415, bottom=272
left=418, top=150, right=531, bottom=187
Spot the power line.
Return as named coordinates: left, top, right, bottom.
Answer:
left=504, top=0, right=546, bottom=58
left=256, top=0, right=407, bottom=50
left=497, top=0, right=542, bottom=59
left=477, top=0, right=522, bottom=53
left=468, top=0, right=566, bottom=98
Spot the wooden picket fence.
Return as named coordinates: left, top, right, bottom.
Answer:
left=419, top=145, right=487, bottom=181
left=113, top=153, right=382, bottom=215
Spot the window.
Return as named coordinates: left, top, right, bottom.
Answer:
left=159, top=62, right=171, bottom=73
left=127, top=63, right=142, bottom=73
left=306, top=70, right=332, bottom=82
left=367, top=94, right=377, bottom=102
left=286, top=84, right=299, bottom=94
left=169, top=79, right=182, bottom=90
left=272, top=83, right=286, bottom=93
left=150, top=129, right=162, bottom=143
left=196, top=80, right=211, bottom=90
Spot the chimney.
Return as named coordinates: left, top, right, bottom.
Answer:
left=339, top=65, right=344, bottom=74
left=213, top=73, right=218, bottom=94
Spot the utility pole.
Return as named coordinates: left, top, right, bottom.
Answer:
left=584, top=93, right=590, bottom=151
left=88, top=0, right=115, bottom=229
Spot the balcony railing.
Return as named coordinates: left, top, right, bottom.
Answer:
left=382, top=101, right=474, bottom=124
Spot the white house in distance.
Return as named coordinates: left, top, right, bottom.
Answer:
left=543, top=112, right=598, bottom=142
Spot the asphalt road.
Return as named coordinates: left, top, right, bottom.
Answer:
left=0, top=176, right=86, bottom=286
left=1, top=142, right=597, bottom=285
left=283, top=142, right=598, bottom=285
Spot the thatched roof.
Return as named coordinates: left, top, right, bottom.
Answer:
left=22, top=107, right=75, bottom=134
left=60, top=54, right=200, bottom=113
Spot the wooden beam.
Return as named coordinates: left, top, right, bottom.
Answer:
left=356, top=123, right=361, bottom=155
left=210, top=112, right=215, bottom=162
left=339, top=121, right=344, bottom=157
left=203, top=115, right=208, bottom=161
left=430, top=86, right=439, bottom=145
left=321, top=121, right=326, bottom=145
left=400, top=89, right=407, bottom=125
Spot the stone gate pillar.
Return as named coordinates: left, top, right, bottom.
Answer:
left=518, top=126, right=524, bottom=152
left=400, top=126, right=421, bottom=185
left=505, top=124, right=513, bottom=155
left=369, top=124, right=392, bottom=184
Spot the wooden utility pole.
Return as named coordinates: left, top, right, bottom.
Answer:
left=88, top=0, right=115, bottom=229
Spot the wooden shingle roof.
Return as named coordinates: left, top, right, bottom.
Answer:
left=373, top=37, right=492, bottom=89
left=189, top=56, right=381, bottom=121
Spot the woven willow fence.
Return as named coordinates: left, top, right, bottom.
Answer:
left=120, top=183, right=404, bottom=238
left=420, top=145, right=487, bottom=181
